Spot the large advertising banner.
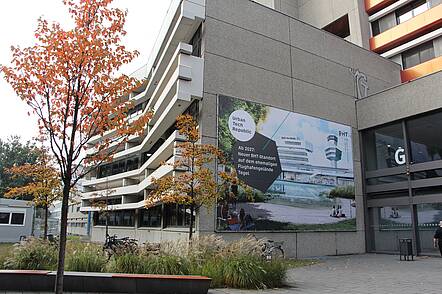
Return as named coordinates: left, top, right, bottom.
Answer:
left=217, top=95, right=356, bottom=231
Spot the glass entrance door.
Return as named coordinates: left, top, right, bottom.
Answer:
left=368, top=205, right=413, bottom=253
left=417, top=203, right=442, bottom=256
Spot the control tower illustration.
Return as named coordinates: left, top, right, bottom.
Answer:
left=325, top=134, right=342, bottom=169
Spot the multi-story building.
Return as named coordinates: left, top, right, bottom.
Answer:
left=81, top=0, right=442, bottom=258
left=256, top=0, right=442, bottom=82
left=67, top=201, right=91, bottom=237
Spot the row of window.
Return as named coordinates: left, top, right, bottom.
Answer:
left=0, top=211, right=25, bottom=226
left=371, top=0, right=431, bottom=36
left=96, top=99, right=200, bottom=179
left=363, top=110, right=442, bottom=171
left=402, top=40, right=435, bottom=69
left=92, top=204, right=193, bottom=228
left=68, top=222, right=86, bottom=228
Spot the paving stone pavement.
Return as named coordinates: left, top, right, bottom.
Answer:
left=209, top=254, right=442, bottom=294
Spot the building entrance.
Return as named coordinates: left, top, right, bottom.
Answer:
left=362, top=110, right=442, bottom=256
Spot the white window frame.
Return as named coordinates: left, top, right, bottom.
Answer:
left=0, top=208, right=26, bottom=227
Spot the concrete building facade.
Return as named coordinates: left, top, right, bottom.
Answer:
left=80, top=0, right=442, bottom=258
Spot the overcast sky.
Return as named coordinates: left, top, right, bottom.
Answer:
left=0, top=0, right=173, bottom=142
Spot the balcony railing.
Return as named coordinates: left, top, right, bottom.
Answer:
left=83, top=130, right=185, bottom=189
left=82, top=156, right=176, bottom=200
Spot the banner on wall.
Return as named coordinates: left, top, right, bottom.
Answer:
left=217, top=95, right=356, bottom=232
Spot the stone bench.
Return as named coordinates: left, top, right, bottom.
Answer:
left=0, top=270, right=211, bottom=294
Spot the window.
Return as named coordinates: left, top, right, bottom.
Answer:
left=0, top=212, right=9, bottom=224
left=322, top=14, right=350, bottom=39
left=190, top=25, right=202, bottom=57
left=93, top=210, right=135, bottom=227
left=98, top=156, right=140, bottom=178
left=0, top=211, right=25, bottom=225
left=402, top=41, right=435, bottom=69
left=183, top=100, right=200, bottom=122
left=407, top=111, right=442, bottom=163
left=139, top=206, right=162, bottom=227
left=396, top=0, right=429, bottom=24
left=363, top=122, right=406, bottom=171
left=11, top=213, right=25, bottom=225
left=371, top=14, right=397, bottom=36
left=164, top=204, right=193, bottom=228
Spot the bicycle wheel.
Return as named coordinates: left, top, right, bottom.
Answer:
left=269, top=247, right=284, bottom=260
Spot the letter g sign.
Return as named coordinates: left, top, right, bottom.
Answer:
left=395, top=147, right=406, bottom=165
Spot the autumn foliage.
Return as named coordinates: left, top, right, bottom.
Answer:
left=147, top=115, right=241, bottom=240
left=1, top=0, right=151, bottom=292
left=5, top=147, right=61, bottom=239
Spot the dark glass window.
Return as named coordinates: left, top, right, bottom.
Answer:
left=371, top=14, right=397, bottom=36
left=98, top=156, right=140, bottom=178
left=94, top=210, right=135, bottom=227
left=184, top=100, right=200, bottom=122
left=412, top=169, right=442, bottom=180
left=0, top=212, right=9, bottom=224
left=322, top=14, right=350, bottom=39
left=366, top=174, right=408, bottom=185
left=371, top=20, right=380, bottom=36
left=11, top=213, right=25, bottom=225
left=396, top=0, right=429, bottom=24
left=413, top=185, right=442, bottom=196
left=402, top=41, right=435, bottom=69
left=164, top=204, right=192, bottom=228
left=363, top=122, right=406, bottom=171
left=139, top=206, right=162, bottom=227
left=407, top=111, right=442, bottom=163
left=367, top=189, right=409, bottom=200
left=190, top=25, right=202, bottom=57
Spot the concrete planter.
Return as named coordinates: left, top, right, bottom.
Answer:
left=0, top=270, right=211, bottom=294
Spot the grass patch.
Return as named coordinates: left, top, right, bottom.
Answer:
left=0, top=243, right=14, bottom=269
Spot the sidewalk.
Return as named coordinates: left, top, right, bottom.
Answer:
left=209, top=254, right=442, bottom=294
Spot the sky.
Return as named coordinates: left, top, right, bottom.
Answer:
left=259, top=107, right=354, bottom=170
left=0, top=0, right=173, bottom=142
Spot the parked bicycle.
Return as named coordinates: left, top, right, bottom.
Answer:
left=252, top=235, right=285, bottom=260
left=261, top=239, right=285, bottom=260
left=103, top=234, right=138, bottom=260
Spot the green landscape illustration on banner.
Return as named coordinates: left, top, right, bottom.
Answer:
left=217, top=95, right=356, bottom=232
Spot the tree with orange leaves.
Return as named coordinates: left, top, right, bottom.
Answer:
left=147, top=115, right=247, bottom=240
left=5, top=147, right=61, bottom=240
left=1, top=0, right=151, bottom=292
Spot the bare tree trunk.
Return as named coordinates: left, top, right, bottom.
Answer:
left=188, top=204, right=194, bottom=240
left=54, top=178, right=71, bottom=294
left=44, top=204, right=49, bottom=240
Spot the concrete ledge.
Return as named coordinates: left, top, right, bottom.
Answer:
left=0, top=270, right=211, bottom=294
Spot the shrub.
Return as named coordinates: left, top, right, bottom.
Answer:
left=143, top=255, right=190, bottom=275
left=107, top=253, right=190, bottom=276
left=4, top=238, right=57, bottom=270
left=106, top=253, right=144, bottom=274
left=221, top=255, right=287, bottom=289
left=200, top=259, right=224, bottom=288
left=65, top=243, right=107, bottom=272
left=222, top=255, right=267, bottom=289
left=159, top=235, right=225, bottom=265
left=262, top=260, right=288, bottom=288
